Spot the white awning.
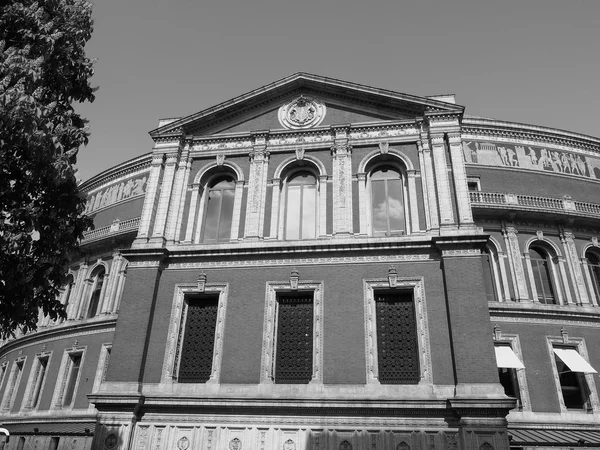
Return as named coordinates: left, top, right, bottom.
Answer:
left=494, top=345, right=525, bottom=369
left=553, top=348, right=597, bottom=374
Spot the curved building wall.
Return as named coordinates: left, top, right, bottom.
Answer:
left=1, top=75, right=599, bottom=450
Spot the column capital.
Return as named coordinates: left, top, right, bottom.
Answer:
left=330, top=144, right=352, bottom=157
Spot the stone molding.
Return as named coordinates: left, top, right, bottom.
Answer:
left=363, top=277, right=433, bottom=386
left=259, top=280, right=324, bottom=385
left=161, top=282, right=229, bottom=384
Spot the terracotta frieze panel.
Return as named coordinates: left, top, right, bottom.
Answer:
left=462, top=140, right=600, bottom=180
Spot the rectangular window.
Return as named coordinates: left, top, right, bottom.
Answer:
left=553, top=347, right=596, bottom=410
left=1, top=359, right=25, bottom=410
left=178, top=295, right=219, bottom=383
left=375, top=291, right=420, bottom=384
left=28, top=356, right=49, bottom=409
left=48, top=437, right=60, bottom=450
left=62, top=353, right=82, bottom=407
left=494, top=344, right=524, bottom=407
left=274, top=294, right=314, bottom=384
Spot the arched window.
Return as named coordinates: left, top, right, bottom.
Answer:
left=585, top=250, right=600, bottom=302
left=369, top=166, right=406, bottom=236
left=283, top=171, right=317, bottom=240
left=482, top=247, right=500, bottom=301
left=201, top=176, right=236, bottom=243
left=60, top=274, right=75, bottom=323
left=87, top=267, right=105, bottom=318
left=529, top=246, right=556, bottom=304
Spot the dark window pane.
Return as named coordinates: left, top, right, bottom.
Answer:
left=63, top=354, right=81, bottom=406
left=375, top=292, right=419, bottom=384
left=555, top=354, right=588, bottom=409
left=202, top=177, right=235, bottom=243
left=371, top=167, right=404, bottom=235
left=481, top=252, right=498, bottom=301
left=275, top=295, right=313, bottom=384
left=530, top=247, right=556, bottom=304
left=178, top=296, right=219, bottom=383
left=498, top=367, right=518, bottom=398
left=586, top=252, right=600, bottom=302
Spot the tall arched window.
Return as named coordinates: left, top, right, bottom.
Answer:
left=87, top=267, right=105, bottom=318
left=202, top=176, right=235, bottom=243
left=370, top=166, right=405, bottom=236
left=482, top=247, right=501, bottom=301
left=585, top=250, right=600, bottom=302
left=284, top=171, right=317, bottom=240
left=529, top=246, right=556, bottom=304
left=60, top=274, right=75, bottom=323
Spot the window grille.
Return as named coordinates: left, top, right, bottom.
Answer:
left=178, top=296, right=219, bottom=383
left=275, top=295, right=313, bottom=383
left=375, top=292, right=420, bottom=384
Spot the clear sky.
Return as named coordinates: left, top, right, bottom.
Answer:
left=75, top=0, right=600, bottom=182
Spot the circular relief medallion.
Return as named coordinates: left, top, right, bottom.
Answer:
left=104, top=434, right=118, bottom=449
left=278, top=95, right=326, bottom=129
left=229, top=438, right=242, bottom=450
left=178, top=437, right=190, bottom=450
left=283, top=439, right=296, bottom=450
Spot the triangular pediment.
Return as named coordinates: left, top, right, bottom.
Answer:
left=149, top=73, right=464, bottom=138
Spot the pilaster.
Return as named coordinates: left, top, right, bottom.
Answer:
left=331, top=125, right=353, bottom=236
left=151, top=150, right=180, bottom=240
left=356, top=173, right=368, bottom=235
left=164, top=147, right=191, bottom=242
left=244, top=131, right=270, bottom=239
left=501, top=224, right=529, bottom=301
left=101, top=252, right=121, bottom=314
left=417, top=138, right=438, bottom=229
left=69, top=263, right=88, bottom=320
left=429, top=133, right=455, bottom=227
left=135, top=153, right=166, bottom=244
left=447, top=131, right=474, bottom=226
left=560, top=228, right=590, bottom=305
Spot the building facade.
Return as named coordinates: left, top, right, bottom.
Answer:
left=1, top=73, right=599, bottom=450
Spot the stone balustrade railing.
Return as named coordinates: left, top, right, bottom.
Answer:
left=469, top=191, right=600, bottom=219
left=82, top=216, right=141, bottom=243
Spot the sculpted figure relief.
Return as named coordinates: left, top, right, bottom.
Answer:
left=463, top=141, right=600, bottom=180
left=84, top=175, right=148, bottom=214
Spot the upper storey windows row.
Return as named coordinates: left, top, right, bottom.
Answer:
left=184, top=152, right=416, bottom=244
left=482, top=231, right=600, bottom=307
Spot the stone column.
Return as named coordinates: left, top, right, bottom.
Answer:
left=447, top=131, right=474, bottom=226
left=318, top=174, right=328, bottom=237
left=331, top=125, right=353, bottom=236
left=268, top=178, right=281, bottom=239
left=230, top=180, right=244, bottom=241
left=244, top=131, right=270, bottom=239
left=100, top=252, right=121, bottom=314
left=183, top=184, right=200, bottom=243
left=417, top=138, right=438, bottom=230
left=429, top=133, right=455, bottom=227
left=556, top=255, right=570, bottom=305
left=68, top=263, right=88, bottom=320
left=406, top=170, right=420, bottom=233
left=356, top=173, right=368, bottom=235
left=151, top=151, right=180, bottom=241
left=164, top=148, right=191, bottom=243
left=560, top=229, right=590, bottom=305
left=136, top=154, right=165, bottom=243
left=502, top=224, right=529, bottom=301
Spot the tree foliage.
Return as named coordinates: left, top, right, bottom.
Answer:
left=0, top=0, right=95, bottom=338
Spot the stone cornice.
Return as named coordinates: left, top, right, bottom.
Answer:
left=149, top=73, right=464, bottom=138
left=489, top=302, right=600, bottom=326
left=0, top=317, right=117, bottom=356
left=79, top=154, right=152, bottom=194
left=462, top=116, right=600, bottom=155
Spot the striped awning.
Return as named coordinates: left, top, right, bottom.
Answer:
left=509, top=428, right=600, bottom=446
left=0, top=422, right=95, bottom=436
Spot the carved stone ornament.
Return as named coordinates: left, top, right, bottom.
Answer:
left=104, top=434, right=117, bottom=449
left=283, top=439, right=296, bottom=450
left=229, top=438, right=242, bottom=450
left=177, top=437, right=190, bottom=450
left=197, top=271, right=207, bottom=292
left=278, top=95, right=326, bottom=129
left=379, top=141, right=389, bottom=154
left=290, top=268, right=299, bottom=291
left=295, top=147, right=305, bottom=161
left=592, top=237, right=599, bottom=247
left=339, top=440, right=352, bottom=450
left=216, top=153, right=226, bottom=166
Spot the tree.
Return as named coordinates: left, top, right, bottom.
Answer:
left=0, top=0, right=95, bottom=338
